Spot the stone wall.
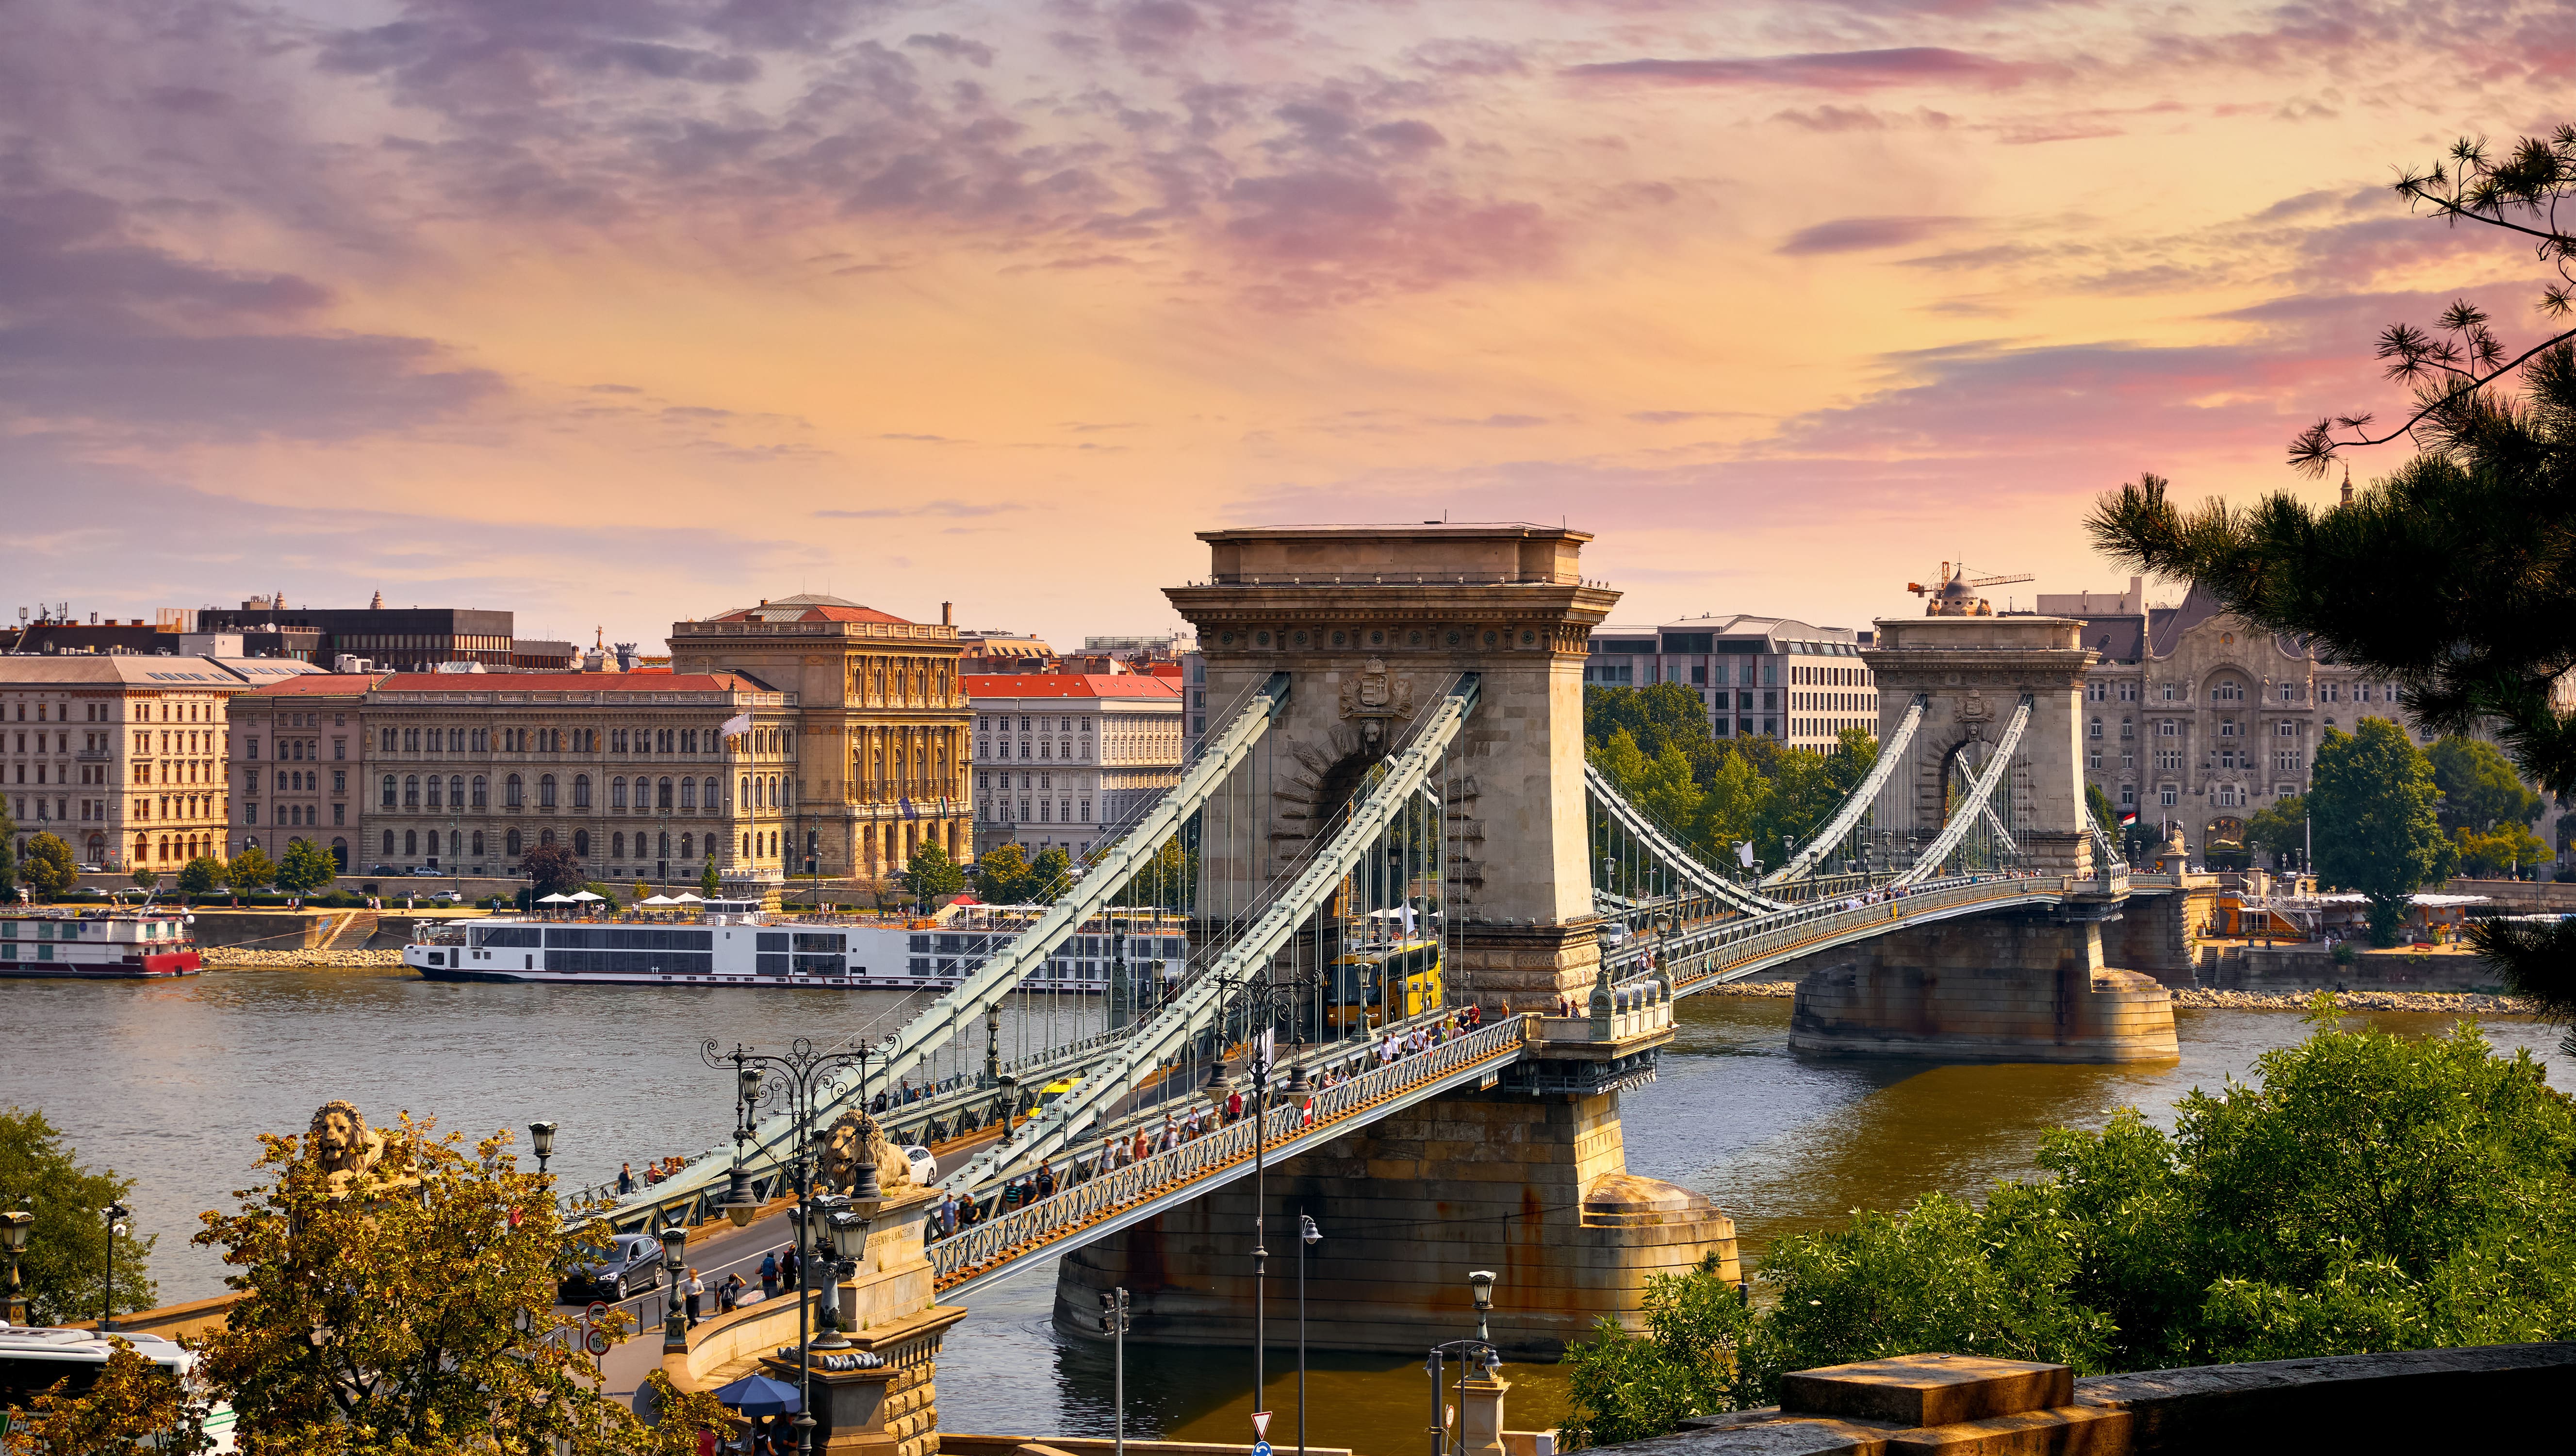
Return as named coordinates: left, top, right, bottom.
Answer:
left=1053, top=1086, right=1737, bottom=1359
left=2100, top=887, right=2212, bottom=983
left=1787, top=908, right=2178, bottom=1062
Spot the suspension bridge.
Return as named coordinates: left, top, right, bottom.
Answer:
left=614, top=524, right=2186, bottom=1444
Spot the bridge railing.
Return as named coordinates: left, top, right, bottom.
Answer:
left=927, top=1012, right=1531, bottom=1289
left=1609, top=873, right=2080, bottom=990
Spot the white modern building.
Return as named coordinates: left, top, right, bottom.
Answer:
left=1583, top=615, right=1877, bottom=752
left=967, top=673, right=1184, bottom=859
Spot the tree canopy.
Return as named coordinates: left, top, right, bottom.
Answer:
left=17, top=832, right=76, bottom=900
left=225, top=845, right=277, bottom=894
left=173, top=855, right=227, bottom=896
left=1566, top=1012, right=2576, bottom=1443
left=2309, top=718, right=2456, bottom=943
left=2425, top=735, right=2544, bottom=834
left=274, top=838, right=337, bottom=895
left=2243, top=794, right=2308, bottom=866
left=902, top=842, right=968, bottom=904
left=1585, top=687, right=1879, bottom=873
left=520, top=841, right=584, bottom=897
left=0, top=1107, right=156, bottom=1325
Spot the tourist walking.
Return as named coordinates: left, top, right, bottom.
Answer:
left=684, top=1267, right=704, bottom=1328
left=759, top=1251, right=779, bottom=1300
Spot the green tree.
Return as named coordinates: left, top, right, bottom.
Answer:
left=0, top=1107, right=156, bottom=1325
left=975, top=843, right=1036, bottom=903
left=1563, top=1013, right=2576, bottom=1441
left=633, top=877, right=651, bottom=904
left=1824, top=726, right=1881, bottom=803
left=2426, top=734, right=2545, bottom=833
left=1583, top=681, right=1718, bottom=763
left=129, top=866, right=160, bottom=897
left=193, top=1115, right=644, bottom=1455
left=2244, top=794, right=2308, bottom=867
left=1, top=1338, right=209, bottom=1456
left=273, top=838, right=336, bottom=895
left=2455, top=822, right=2551, bottom=878
left=225, top=844, right=277, bottom=893
left=699, top=851, right=721, bottom=898
left=2309, top=718, right=2456, bottom=943
left=1564, top=1252, right=1759, bottom=1446
left=582, top=880, right=620, bottom=910
left=902, top=842, right=967, bottom=906
left=521, top=840, right=583, bottom=897
left=0, top=802, right=16, bottom=900
left=17, top=831, right=76, bottom=900
left=2085, top=783, right=2119, bottom=836
left=1028, top=846, right=1074, bottom=901
left=173, top=855, right=227, bottom=896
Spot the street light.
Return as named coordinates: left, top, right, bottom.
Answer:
left=1, top=1209, right=32, bottom=1325
left=1297, top=1214, right=1321, bottom=1456
left=657, top=1225, right=688, bottom=1354
left=1469, top=1269, right=1496, bottom=1346
left=526, top=1121, right=557, bottom=1176
left=100, top=1201, right=130, bottom=1332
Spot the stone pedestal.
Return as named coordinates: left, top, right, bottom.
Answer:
left=1052, top=1085, right=1736, bottom=1359
left=764, top=1303, right=969, bottom=1456
left=1458, top=1373, right=1511, bottom=1456
left=1451, top=920, right=1602, bottom=1016
left=1788, top=909, right=2178, bottom=1062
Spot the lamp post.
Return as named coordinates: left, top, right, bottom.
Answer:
left=1469, top=1269, right=1495, bottom=1345
left=100, top=1201, right=130, bottom=1332
left=2, top=1209, right=32, bottom=1325
left=1096, top=1286, right=1131, bottom=1456
left=705, top=1036, right=885, bottom=1456
left=527, top=1121, right=558, bottom=1177
left=1425, top=1272, right=1500, bottom=1456
left=1297, top=1213, right=1321, bottom=1456
left=1213, top=965, right=1317, bottom=1425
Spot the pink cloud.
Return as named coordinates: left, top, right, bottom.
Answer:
left=1563, top=48, right=2065, bottom=92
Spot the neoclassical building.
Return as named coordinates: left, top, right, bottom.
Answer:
left=669, top=594, right=970, bottom=880
left=2067, top=586, right=2416, bottom=864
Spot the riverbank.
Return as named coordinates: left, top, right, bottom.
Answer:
left=202, top=948, right=405, bottom=970
left=1696, top=979, right=2537, bottom=1015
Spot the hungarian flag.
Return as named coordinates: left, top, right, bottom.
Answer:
left=2119, top=811, right=2138, bottom=826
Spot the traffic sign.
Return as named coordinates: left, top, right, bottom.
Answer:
left=1251, top=1410, right=1271, bottom=1439
left=584, top=1326, right=611, bottom=1357
left=586, top=1301, right=610, bottom=1323
left=1251, top=1444, right=1271, bottom=1456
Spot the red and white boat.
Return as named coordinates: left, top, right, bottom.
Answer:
left=0, top=908, right=201, bottom=978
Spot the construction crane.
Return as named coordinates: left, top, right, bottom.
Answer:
left=1907, top=561, right=2034, bottom=617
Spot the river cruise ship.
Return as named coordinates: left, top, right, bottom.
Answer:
left=404, top=904, right=1187, bottom=992
left=0, top=908, right=201, bottom=978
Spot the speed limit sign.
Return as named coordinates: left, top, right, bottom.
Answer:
left=585, top=1325, right=612, bottom=1357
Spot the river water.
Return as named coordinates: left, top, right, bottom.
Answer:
left=5, top=971, right=2567, bottom=1454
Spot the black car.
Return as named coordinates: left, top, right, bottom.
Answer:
left=560, top=1232, right=663, bottom=1302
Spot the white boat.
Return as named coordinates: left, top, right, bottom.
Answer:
left=0, top=909, right=201, bottom=979
left=403, top=903, right=1187, bottom=992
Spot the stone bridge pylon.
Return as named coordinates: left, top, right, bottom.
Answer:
left=1054, top=524, right=1739, bottom=1357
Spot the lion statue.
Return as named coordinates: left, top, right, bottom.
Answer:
left=308, top=1099, right=387, bottom=1193
left=817, top=1109, right=911, bottom=1197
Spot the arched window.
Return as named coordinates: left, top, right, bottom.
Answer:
left=739, top=775, right=752, bottom=807
left=573, top=829, right=589, bottom=858
left=425, top=775, right=442, bottom=809
left=134, top=835, right=148, bottom=863
left=505, top=774, right=524, bottom=808
left=703, top=777, right=719, bottom=812
left=573, top=774, right=591, bottom=808
left=657, top=777, right=673, bottom=810
left=449, top=775, right=464, bottom=807
left=680, top=833, right=693, bottom=860
left=681, top=778, right=697, bottom=811
left=404, top=829, right=417, bottom=855
left=540, top=829, right=555, bottom=847
left=382, top=830, right=395, bottom=855
left=539, top=775, right=557, bottom=808
left=742, top=833, right=751, bottom=857
left=506, top=828, right=523, bottom=856
left=381, top=775, right=396, bottom=809
left=612, top=832, right=625, bottom=860
left=403, top=775, right=419, bottom=808
left=612, top=777, right=627, bottom=810
left=472, top=831, right=484, bottom=856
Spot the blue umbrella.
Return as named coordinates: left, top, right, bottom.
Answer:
left=711, top=1373, right=802, bottom=1416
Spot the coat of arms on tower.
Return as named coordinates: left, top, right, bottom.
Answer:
left=1957, top=688, right=1992, bottom=723
left=1339, top=657, right=1416, bottom=721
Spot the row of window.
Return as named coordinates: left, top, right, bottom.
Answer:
left=982, top=797, right=1092, bottom=823
left=1585, top=662, right=1784, bottom=687
left=2102, top=782, right=2297, bottom=810
left=377, top=726, right=726, bottom=754
left=377, top=773, right=793, bottom=811
left=2090, top=717, right=2313, bottom=739
left=10, top=701, right=210, bottom=723
left=2089, top=747, right=2305, bottom=772
left=2086, top=679, right=2399, bottom=704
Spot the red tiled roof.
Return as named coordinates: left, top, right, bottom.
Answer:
left=246, top=674, right=386, bottom=695
left=962, top=674, right=1182, bottom=700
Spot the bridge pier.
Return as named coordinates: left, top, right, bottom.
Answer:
left=1052, top=1076, right=1736, bottom=1359
left=1786, top=908, right=2178, bottom=1062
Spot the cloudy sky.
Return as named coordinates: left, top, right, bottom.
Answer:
left=4, top=0, right=2566, bottom=649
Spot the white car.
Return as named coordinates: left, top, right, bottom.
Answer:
left=903, top=1145, right=938, bottom=1186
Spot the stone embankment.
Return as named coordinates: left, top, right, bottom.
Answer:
left=1701, top=980, right=2536, bottom=1014
left=202, top=947, right=405, bottom=970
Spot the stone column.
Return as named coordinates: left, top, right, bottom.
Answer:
left=1458, top=1372, right=1511, bottom=1456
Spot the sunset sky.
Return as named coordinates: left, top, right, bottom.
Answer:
left=6, top=0, right=2568, bottom=650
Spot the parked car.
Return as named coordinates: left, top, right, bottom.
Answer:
left=902, top=1145, right=938, bottom=1187
left=409, top=866, right=444, bottom=877
left=429, top=890, right=461, bottom=903
left=559, top=1232, right=664, bottom=1303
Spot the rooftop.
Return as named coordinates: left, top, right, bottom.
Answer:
left=701, top=593, right=913, bottom=626
left=963, top=673, right=1182, bottom=700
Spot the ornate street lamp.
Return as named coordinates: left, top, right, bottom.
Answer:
left=657, top=1225, right=688, bottom=1354
left=1469, top=1269, right=1496, bottom=1346
left=526, top=1121, right=558, bottom=1176
left=2, top=1209, right=32, bottom=1326
left=100, top=1201, right=130, bottom=1332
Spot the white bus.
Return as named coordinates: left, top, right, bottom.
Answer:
left=0, top=1326, right=235, bottom=1452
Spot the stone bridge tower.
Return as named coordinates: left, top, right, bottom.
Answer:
left=1054, top=524, right=1739, bottom=1358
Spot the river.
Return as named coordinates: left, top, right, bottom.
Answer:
left=4, top=971, right=2566, bottom=1453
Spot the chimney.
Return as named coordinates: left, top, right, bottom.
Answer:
left=942, top=601, right=953, bottom=626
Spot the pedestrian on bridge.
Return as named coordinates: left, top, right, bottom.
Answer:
left=759, top=1251, right=778, bottom=1300
left=1224, top=1087, right=1244, bottom=1124
left=1036, top=1164, right=1057, bottom=1200
left=780, top=1245, right=800, bottom=1291
left=684, top=1268, right=705, bottom=1329
left=939, top=1192, right=958, bottom=1236
left=617, top=1163, right=635, bottom=1196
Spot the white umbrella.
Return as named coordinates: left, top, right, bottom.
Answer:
left=536, top=893, right=574, bottom=904
left=568, top=891, right=604, bottom=901
left=672, top=892, right=704, bottom=903
left=640, top=894, right=678, bottom=906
